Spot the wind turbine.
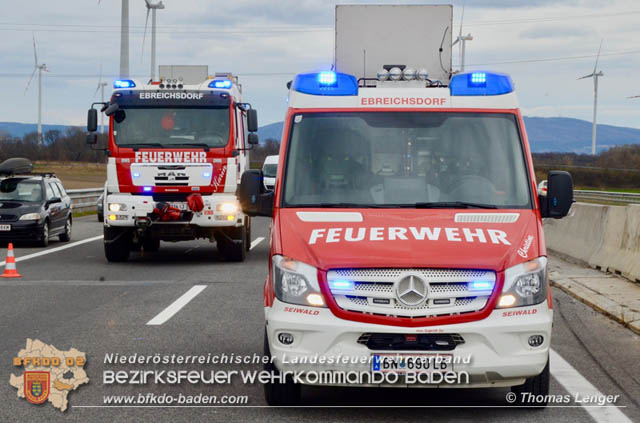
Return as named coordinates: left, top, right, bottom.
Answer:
left=142, top=0, right=165, bottom=81
left=25, top=34, right=48, bottom=145
left=452, top=4, right=473, bottom=72
left=578, top=39, right=604, bottom=156
left=99, top=0, right=129, bottom=78
left=94, top=62, right=108, bottom=133
left=629, top=95, right=640, bottom=99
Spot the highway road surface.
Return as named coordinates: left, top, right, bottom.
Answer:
left=0, top=216, right=638, bottom=422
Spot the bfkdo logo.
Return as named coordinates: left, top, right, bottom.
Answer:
left=24, top=371, right=50, bottom=404
left=9, top=339, right=89, bottom=412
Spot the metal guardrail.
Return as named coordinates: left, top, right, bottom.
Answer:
left=67, top=188, right=102, bottom=213
left=574, top=190, right=640, bottom=206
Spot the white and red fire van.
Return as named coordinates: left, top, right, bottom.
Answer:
left=237, top=5, right=574, bottom=406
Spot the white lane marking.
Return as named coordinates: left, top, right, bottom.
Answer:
left=0, top=235, right=104, bottom=267
left=147, top=285, right=207, bottom=326
left=250, top=237, right=265, bottom=250
left=550, top=349, right=631, bottom=422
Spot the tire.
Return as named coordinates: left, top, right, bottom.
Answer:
left=142, top=238, right=160, bottom=252
left=104, top=226, right=131, bottom=262
left=59, top=216, right=72, bottom=242
left=510, top=358, right=550, bottom=407
left=245, top=216, right=252, bottom=252
left=97, top=212, right=104, bottom=223
left=263, top=329, right=301, bottom=406
left=219, top=225, right=246, bottom=262
left=38, top=220, right=49, bottom=247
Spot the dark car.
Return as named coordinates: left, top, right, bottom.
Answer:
left=0, top=175, right=72, bottom=246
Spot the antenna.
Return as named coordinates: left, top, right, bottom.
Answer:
left=452, top=3, right=472, bottom=72
left=25, top=33, right=48, bottom=145
left=578, top=39, right=604, bottom=156
left=142, top=0, right=165, bottom=81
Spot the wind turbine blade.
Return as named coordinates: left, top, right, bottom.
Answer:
left=141, top=7, right=150, bottom=61
left=577, top=73, right=594, bottom=80
left=458, top=4, right=465, bottom=38
left=628, top=95, right=640, bottom=99
left=24, top=68, right=37, bottom=93
left=593, top=38, right=603, bottom=74
left=452, top=38, right=459, bottom=46
left=32, top=33, right=38, bottom=66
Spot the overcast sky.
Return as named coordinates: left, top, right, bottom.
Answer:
left=2, top=0, right=640, bottom=128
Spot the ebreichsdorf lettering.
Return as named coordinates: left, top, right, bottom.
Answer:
left=134, top=151, right=207, bottom=163
left=138, top=92, right=204, bottom=100
left=308, top=227, right=511, bottom=245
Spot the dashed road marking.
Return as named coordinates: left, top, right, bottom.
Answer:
left=147, top=285, right=208, bottom=326
left=250, top=237, right=265, bottom=250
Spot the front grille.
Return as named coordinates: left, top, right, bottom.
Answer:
left=357, top=333, right=465, bottom=351
left=0, top=214, right=18, bottom=222
left=327, top=268, right=495, bottom=318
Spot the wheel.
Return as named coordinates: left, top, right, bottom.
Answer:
left=245, top=217, right=251, bottom=252
left=38, top=220, right=49, bottom=247
left=510, top=358, right=550, bottom=407
left=97, top=212, right=104, bottom=222
left=218, top=225, right=246, bottom=262
left=263, top=329, right=301, bottom=406
left=142, top=238, right=160, bottom=252
left=59, top=216, right=72, bottom=242
left=104, top=226, right=131, bottom=262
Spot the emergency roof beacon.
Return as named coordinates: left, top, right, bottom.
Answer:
left=237, top=5, right=574, bottom=406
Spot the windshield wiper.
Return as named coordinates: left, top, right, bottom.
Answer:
left=118, top=143, right=164, bottom=150
left=165, top=143, right=210, bottom=151
left=413, top=201, right=498, bottom=209
left=293, top=203, right=390, bottom=208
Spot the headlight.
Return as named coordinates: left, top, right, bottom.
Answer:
left=19, top=212, right=41, bottom=221
left=217, top=203, right=237, bottom=214
left=108, top=203, right=127, bottom=212
left=272, top=255, right=326, bottom=307
left=497, top=257, right=548, bottom=308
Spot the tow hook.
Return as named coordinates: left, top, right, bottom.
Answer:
left=135, top=217, right=152, bottom=229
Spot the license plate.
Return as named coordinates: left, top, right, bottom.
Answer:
left=168, top=202, right=189, bottom=211
left=0, top=224, right=10, bottom=231
left=371, top=353, right=453, bottom=373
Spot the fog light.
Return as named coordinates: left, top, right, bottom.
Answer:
left=108, top=214, right=116, bottom=221
left=278, top=332, right=294, bottom=345
left=226, top=215, right=235, bottom=221
left=306, top=293, right=325, bottom=307
left=528, top=335, right=544, bottom=347
left=498, top=294, right=516, bottom=307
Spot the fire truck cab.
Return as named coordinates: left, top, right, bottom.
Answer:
left=87, top=68, right=258, bottom=262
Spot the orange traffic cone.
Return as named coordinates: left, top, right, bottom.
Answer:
left=1, top=243, right=21, bottom=278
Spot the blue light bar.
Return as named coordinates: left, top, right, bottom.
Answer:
left=449, top=71, right=513, bottom=96
left=469, top=280, right=495, bottom=291
left=292, top=71, right=358, bottom=96
left=143, top=186, right=152, bottom=192
left=208, top=79, right=232, bottom=89
left=329, top=280, right=354, bottom=291
left=113, top=79, right=136, bottom=89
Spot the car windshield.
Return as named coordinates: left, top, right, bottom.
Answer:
left=263, top=164, right=278, bottom=178
left=0, top=179, right=43, bottom=202
left=282, top=112, right=531, bottom=209
left=114, top=107, right=230, bottom=148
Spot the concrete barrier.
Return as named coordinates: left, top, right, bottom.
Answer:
left=544, top=203, right=640, bottom=283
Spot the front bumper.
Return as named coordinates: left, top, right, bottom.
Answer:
left=104, top=193, right=244, bottom=228
left=0, top=220, right=44, bottom=241
left=266, top=299, right=552, bottom=388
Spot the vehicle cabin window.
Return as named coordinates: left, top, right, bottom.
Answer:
left=45, top=182, right=56, bottom=200
left=55, top=182, right=67, bottom=197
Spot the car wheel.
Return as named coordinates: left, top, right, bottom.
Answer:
left=97, top=212, right=104, bottom=222
left=59, top=216, right=72, bottom=242
left=510, top=358, right=550, bottom=407
left=39, top=221, right=49, bottom=247
left=263, top=329, right=301, bottom=406
left=104, top=226, right=131, bottom=262
left=218, top=225, right=246, bottom=262
left=245, top=216, right=252, bottom=252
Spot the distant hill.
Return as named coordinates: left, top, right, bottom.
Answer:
left=4, top=117, right=640, bottom=153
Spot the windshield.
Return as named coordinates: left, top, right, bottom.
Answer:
left=282, top=112, right=532, bottom=209
left=0, top=179, right=43, bottom=202
left=114, top=107, right=230, bottom=148
left=263, top=163, right=278, bottom=178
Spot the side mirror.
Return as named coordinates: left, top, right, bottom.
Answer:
left=104, top=103, right=119, bottom=116
left=540, top=171, right=573, bottom=219
left=86, top=133, right=98, bottom=145
left=46, top=197, right=62, bottom=207
left=248, top=133, right=259, bottom=145
left=237, top=170, right=273, bottom=217
left=247, top=109, right=258, bottom=133
left=87, top=109, right=98, bottom=132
